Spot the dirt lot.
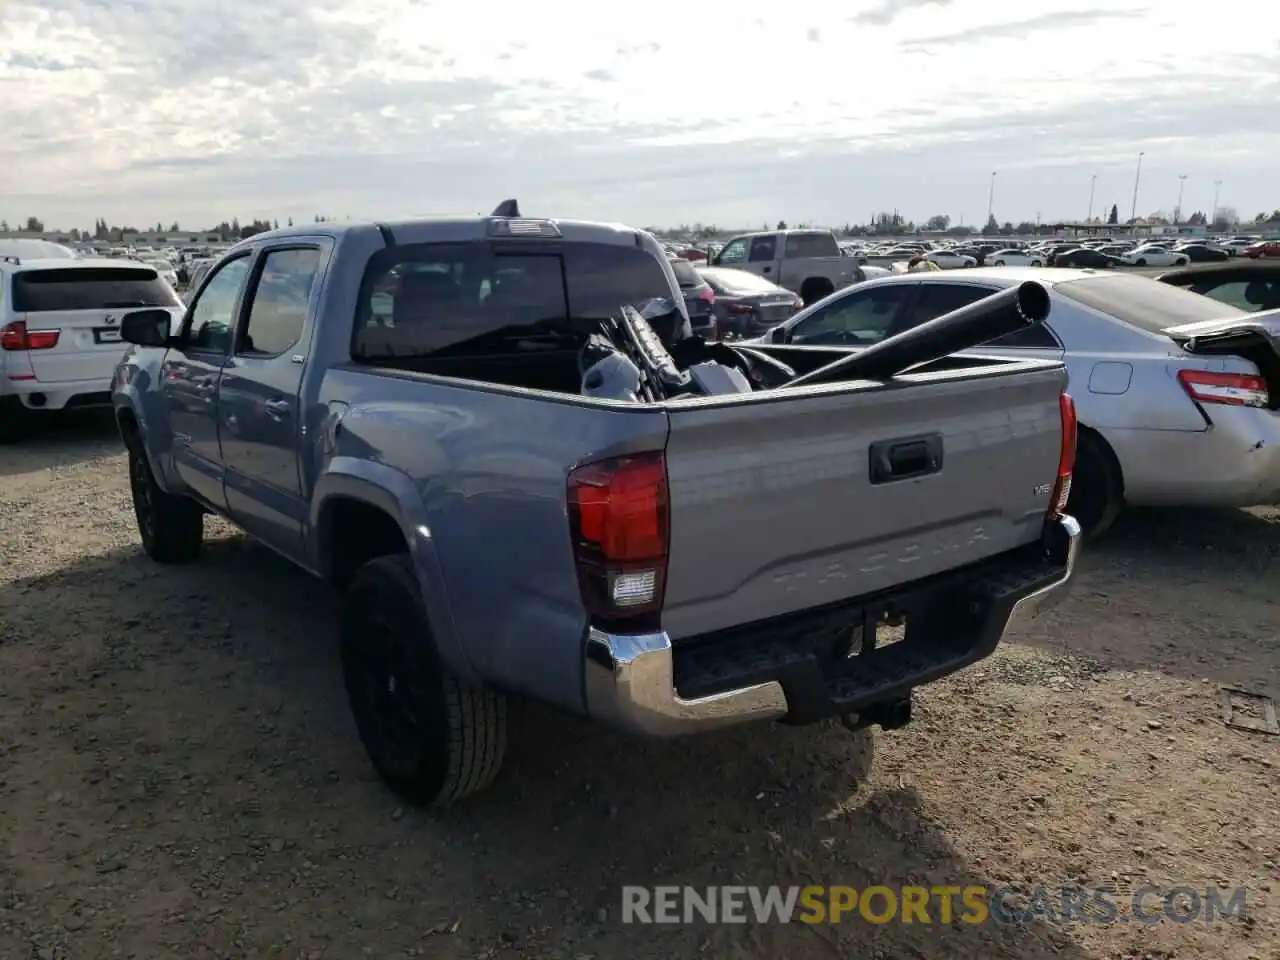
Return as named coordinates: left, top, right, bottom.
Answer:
left=1, top=414, right=1277, bottom=960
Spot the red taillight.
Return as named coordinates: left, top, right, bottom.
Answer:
left=1177, top=369, right=1269, bottom=408
left=567, top=452, right=669, bottom=622
left=697, top=286, right=715, bottom=304
left=1050, top=392, right=1076, bottom=519
left=1, top=320, right=59, bottom=351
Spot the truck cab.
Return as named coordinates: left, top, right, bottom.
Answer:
left=709, top=229, right=859, bottom=305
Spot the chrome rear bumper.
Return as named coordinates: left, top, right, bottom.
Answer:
left=584, top=514, right=1082, bottom=737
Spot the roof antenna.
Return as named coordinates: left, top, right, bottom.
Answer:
left=491, top=199, right=521, bottom=218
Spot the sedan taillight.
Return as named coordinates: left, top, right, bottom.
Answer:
left=1177, top=370, right=1269, bottom=408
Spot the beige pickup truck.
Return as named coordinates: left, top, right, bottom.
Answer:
left=708, top=228, right=860, bottom=305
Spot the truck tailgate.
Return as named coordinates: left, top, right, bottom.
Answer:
left=660, top=365, right=1067, bottom=640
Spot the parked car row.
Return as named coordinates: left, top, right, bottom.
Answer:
left=748, top=266, right=1280, bottom=537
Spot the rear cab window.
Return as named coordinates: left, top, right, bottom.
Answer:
left=12, top=267, right=182, bottom=312
left=352, top=242, right=675, bottom=361
left=783, top=232, right=839, bottom=259
left=1053, top=274, right=1245, bottom=334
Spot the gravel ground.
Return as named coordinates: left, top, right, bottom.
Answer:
left=1, top=413, right=1277, bottom=960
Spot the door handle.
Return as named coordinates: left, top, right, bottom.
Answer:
left=868, top=433, right=944, bottom=485
left=263, top=399, right=291, bottom=419
left=195, top=381, right=215, bottom=394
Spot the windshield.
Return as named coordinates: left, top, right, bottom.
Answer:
left=0, top=239, right=77, bottom=260
left=1054, top=274, right=1245, bottom=334
left=352, top=240, right=678, bottom=360
left=12, top=266, right=183, bottom=311
left=668, top=259, right=701, bottom=288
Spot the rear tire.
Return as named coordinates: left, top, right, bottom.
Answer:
left=126, top=439, right=204, bottom=562
left=1031, top=260, right=1043, bottom=267
left=1066, top=429, right=1123, bottom=538
left=800, top=278, right=834, bottom=306
left=0, top=396, right=32, bottom=444
left=341, top=554, right=507, bottom=807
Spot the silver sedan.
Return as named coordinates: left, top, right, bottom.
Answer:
left=756, top=267, right=1280, bottom=535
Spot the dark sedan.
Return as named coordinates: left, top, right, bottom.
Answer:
left=695, top=266, right=803, bottom=338
left=1175, top=244, right=1231, bottom=263
left=1052, top=247, right=1127, bottom=268
left=1156, top=260, right=1280, bottom=312
left=669, top=257, right=718, bottom=338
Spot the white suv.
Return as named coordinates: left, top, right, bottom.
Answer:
left=1, top=252, right=183, bottom=441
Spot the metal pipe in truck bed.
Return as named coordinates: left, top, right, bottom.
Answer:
left=788, top=280, right=1052, bottom=386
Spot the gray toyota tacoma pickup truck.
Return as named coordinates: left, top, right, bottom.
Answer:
left=110, top=203, right=1082, bottom=807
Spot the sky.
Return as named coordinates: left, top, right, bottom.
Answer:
left=2, top=0, right=1278, bottom=231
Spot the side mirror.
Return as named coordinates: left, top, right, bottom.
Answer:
left=120, top=308, right=174, bottom=348
left=770, top=326, right=789, bottom=344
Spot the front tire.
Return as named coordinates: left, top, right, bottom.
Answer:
left=993, top=260, right=1005, bottom=266
left=127, top=440, right=204, bottom=562
left=1066, top=429, right=1123, bottom=537
left=1031, top=260, right=1043, bottom=267
left=1136, top=258, right=1147, bottom=266
left=341, top=554, right=507, bottom=807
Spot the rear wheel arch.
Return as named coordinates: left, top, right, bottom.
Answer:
left=317, top=494, right=410, bottom=589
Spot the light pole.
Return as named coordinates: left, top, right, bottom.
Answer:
left=1175, top=174, right=1186, bottom=225
left=1212, top=179, right=1223, bottom=226
left=986, top=171, right=997, bottom=228
left=1087, top=174, right=1097, bottom=222
left=1129, top=151, right=1144, bottom=224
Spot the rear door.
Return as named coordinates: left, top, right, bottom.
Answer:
left=11, top=265, right=183, bottom=385
left=219, top=243, right=329, bottom=558
left=747, top=234, right=780, bottom=282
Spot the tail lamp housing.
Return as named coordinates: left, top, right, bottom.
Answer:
left=567, top=452, right=669, bottom=624
left=1177, top=369, right=1268, bottom=409
left=1050, top=392, right=1076, bottom=519
left=1, top=320, right=60, bottom=351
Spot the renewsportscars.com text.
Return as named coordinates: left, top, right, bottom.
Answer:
left=621, top=884, right=1247, bottom=926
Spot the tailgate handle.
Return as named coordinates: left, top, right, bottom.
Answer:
left=869, top=434, right=943, bottom=484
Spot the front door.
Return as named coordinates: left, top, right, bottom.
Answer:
left=218, top=244, right=327, bottom=558
left=160, top=254, right=253, bottom=510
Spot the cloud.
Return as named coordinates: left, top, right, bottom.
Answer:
left=848, top=0, right=956, bottom=27
left=0, top=0, right=1277, bottom=229
left=900, top=9, right=1143, bottom=49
